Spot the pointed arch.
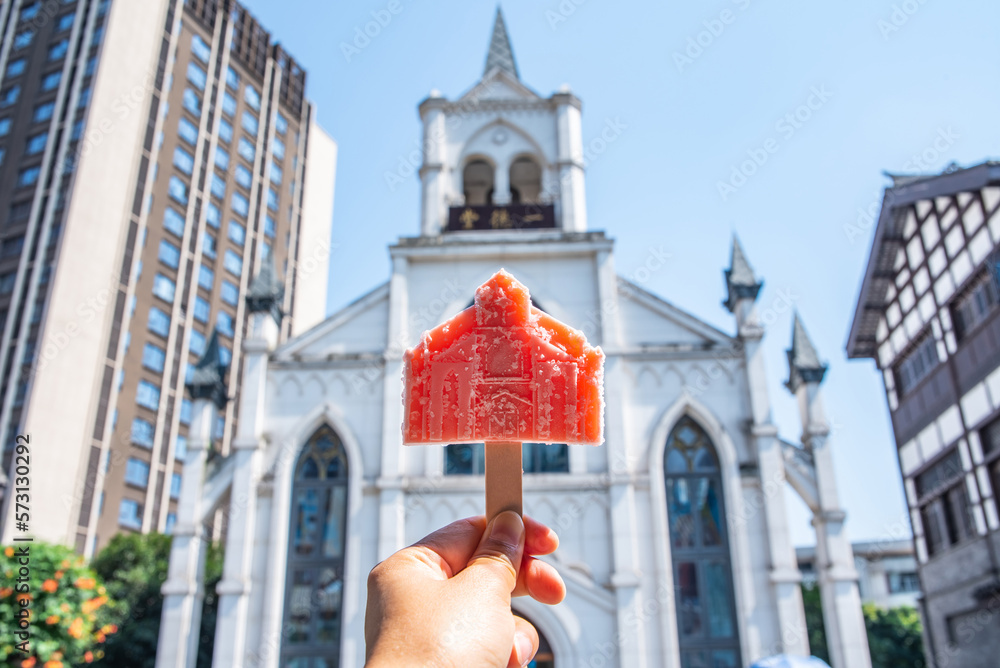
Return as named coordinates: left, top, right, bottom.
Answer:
left=277, top=374, right=303, bottom=398
left=647, top=393, right=753, bottom=666
left=511, top=595, right=581, bottom=668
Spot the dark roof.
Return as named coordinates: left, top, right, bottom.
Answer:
left=186, top=328, right=229, bottom=409
left=847, top=161, right=1000, bottom=359
left=484, top=7, right=518, bottom=79
left=786, top=313, right=827, bottom=392
left=723, top=235, right=762, bottom=312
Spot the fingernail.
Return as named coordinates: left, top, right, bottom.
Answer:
left=515, top=631, right=533, bottom=667
left=489, top=510, right=523, bottom=548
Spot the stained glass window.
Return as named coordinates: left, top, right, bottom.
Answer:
left=282, top=426, right=348, bottom=666
left=664, top=417, right=740, bottom=667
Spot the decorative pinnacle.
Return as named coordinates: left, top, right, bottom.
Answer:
left=723, top=235, right=762, bottom=312
left=785, top=312, right=828, bottom=392
left=186, top=327, right=229, bottom=410
left=245, top=251, right=285, bottom=325
left=484, top=7, right=519, bottom=80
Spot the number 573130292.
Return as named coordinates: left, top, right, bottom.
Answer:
left=13, top=434, right=29, bottom=532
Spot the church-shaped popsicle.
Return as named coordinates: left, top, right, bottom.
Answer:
left=402, top=270, right=605, bottom=446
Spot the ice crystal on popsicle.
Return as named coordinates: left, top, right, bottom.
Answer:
left=402, top=269, right=605, bottom=445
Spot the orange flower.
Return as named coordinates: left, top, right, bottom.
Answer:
left=4, top=547, right=13, bottom=557
left=100, top=623, right=118, bottom=634
left=42, top=579, right=58, bottom=593
left=54, top=571, right=63, bottom=579
left=74, top=577, right=95, bottom=590
left=84, top=652, right=93, bottom=664
left=17, top=592, right=31, bottom=601
left=20, top=658, right=36, bottom=668
left=60, top=602, right=70, bottom=613
left=81, top=595, right=107, bottom=614
left=95, top=632, right=106, bottom=643
left=46, top=615, right=59, bottom=625
left=44, top=661, right=63, bottom=668
left=0, top=587, right=12, bottom=598
left=60, top=560, right=70, bottom=568
left=68, top=617, right=84, bottom=639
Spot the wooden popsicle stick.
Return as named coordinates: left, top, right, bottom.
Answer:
left=485, top=441, right=523, bottom=519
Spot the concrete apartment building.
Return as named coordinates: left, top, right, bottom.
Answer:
left=0, top=0, right=336, bottom=555
left=849, top=162, right=1000, bottom=666
left=798, top=539, right=921, bottom=610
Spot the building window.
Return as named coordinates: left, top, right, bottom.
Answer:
left=887, top=572, right=920, bottom=594
left=131, top=418, right=155, bottom=448
left=272, top=136, right=286, bottom=160
left=211, top=174, right=226, bottom=200
left=13, top=31, right=34, bottom=50
left=189, top=330, right=206, bottom=357
left=244, top=85, right=261, bottom=111
left=57, top=13, right=74, bottom=32
left=26, top=133, right=46, bottom=155
left=223, top=250, right=243, bottom=276
left=183, top=87, right=201, bottom=116
left=267, top=187, right=279, bottom=211
left=20, top=3, right=40, bottom=20
left=193, top=296, right=210, bottom=323
left=981, top=417, right=1000, bottom=524
left=152, top=273, right=176, bottom=303
left=271, top=162, right=283, bottom=185
left=217, top=311, right=234, bottom=337
left=235, top=165, right=252, bottom=190
left=180, top=399, right=192, bottom=426
left=41, top=71, right=61, bottom=91
left=206, top=201, right=221, bottom=228
left=33, top=102, right=55, bottom=123
left=0, top=86, right=20, bottom=108
left=164, top=206, right=186, bottom=237
left=170, top=472, right=182, bottom=499
left=178, top=117, right=199, bottom=145
left=952, top=271, right=998, bottom=341
left=222, top=91, right=236, bottom=117
left=198, top=264, right=214, bottom=291
left=228, top=220, right=246, bottom=245
left=280, top=425, right=348, bottom=665
left=916, top=449, right=975, bottom=557
left=203, top=232, right=217, bottom=259
left=77, top=86, right=91, bottom=108
left=242, top=110, right=259, bottom=136
left=125, top=458, right=150, bottom=488
left=218, top=117, right=233, bottom=144
left=265, top=215, right=277, bottom=239
left=173, top=146, right=195, bottom=175
left=215, top=147, right=230, bottom=171
left=664, top=417, right=740, bottom=666
left=221, top=280, right=239, bottom=306
left=226, top=66, right=240, bottom=90
left=275, top=112, right=288, bottom=135
left=158, top=240, right=180, bottom=269
left=136, top=380, right=161, bottom=411
left=48, top=39, right=70, bottom=61
left=168, top=176, right=189, bottom=205
left=165, top=513, right=177, bottom=535
left=6, top=59, right=26, bottom=77
left=142, top=343, right=166, bottom=373
left=191, top=34, right=212, bottom=63
left=118, top=499, right=143, bottom=530
left=148, top=306, right=171, bottom=338
left=2, top=236, right=24, bottom=257
left=0, top=118, right=10, bottom=136
left=175, top=434, right=188, bottom=461
left=17, top=167, right=40, bottom=187
left=895, top=334, right=939, bottom=396
left=231, top=192, right=249, bottom=218
left=237, top=137, right=255, bottom=163
left=187, top=62, right=207, bottom=90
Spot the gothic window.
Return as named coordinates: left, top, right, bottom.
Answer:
left=509, top=156, right=542, bottom=204
left=281, top=426, right=349, bottom=667
left=463, top=159, right=494, bottom=206
left=664, top=417, right=740, bottom=668
left=445, top=442, right=569, bottom=475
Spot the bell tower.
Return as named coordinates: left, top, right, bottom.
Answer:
left=418, top=8, right=588, bottom=235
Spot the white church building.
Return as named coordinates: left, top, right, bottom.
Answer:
left=156, top=11, right=872, bottom=668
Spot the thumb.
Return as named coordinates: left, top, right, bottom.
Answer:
left=459, top=511, right=525, bottom=595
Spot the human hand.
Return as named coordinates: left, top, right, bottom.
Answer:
left=364, top=512, right=566, bottom=668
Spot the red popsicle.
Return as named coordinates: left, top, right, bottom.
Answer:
left=402, top=269, right=605, bottom=517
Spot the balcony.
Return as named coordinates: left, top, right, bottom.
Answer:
left=446, top=203, right=556, bottom=232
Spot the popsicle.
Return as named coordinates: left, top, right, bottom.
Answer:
left=402, top=269, right=605, bottom=518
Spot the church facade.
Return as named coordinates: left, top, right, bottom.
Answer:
left=157, top=11, right=872, bottom=668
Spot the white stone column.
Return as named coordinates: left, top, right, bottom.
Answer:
left=157, top=399, right=213, bottom=668
left=554, top=89, right=587, bottom=232
left=419, top=96, right=447, bottom=235
left=797, top=382, right=871, bottom=668
left=212, top=314, right=275, bottom=666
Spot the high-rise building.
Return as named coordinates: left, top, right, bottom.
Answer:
left=849, top=163, right=1000, bottom=667
left=0, top=0, right=336, bottom=555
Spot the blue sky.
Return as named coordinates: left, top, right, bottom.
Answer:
left=247, top=0, right=1000, bottom=546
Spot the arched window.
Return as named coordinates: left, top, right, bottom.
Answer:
left=463, top=159, right=494, bottom=205
left=445, top=442, right=568, bottom=475
left=509, top=156, right=542, bottom=204
left=281, top=425, right=349, bottom=667
left=664, top=417, right=740, bottom=667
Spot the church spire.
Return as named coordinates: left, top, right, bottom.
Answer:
left=245, top=251, right=285, bottom=325
left=785, top=312, right=828, bottom=392
left=186, top=327, right=230, bottom=409
left=484, top=7, right=518, bottom=79
left=724, top=235, right=762, bottom=312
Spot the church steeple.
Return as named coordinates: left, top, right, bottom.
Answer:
left=484, top=7, right=518, bottom=80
